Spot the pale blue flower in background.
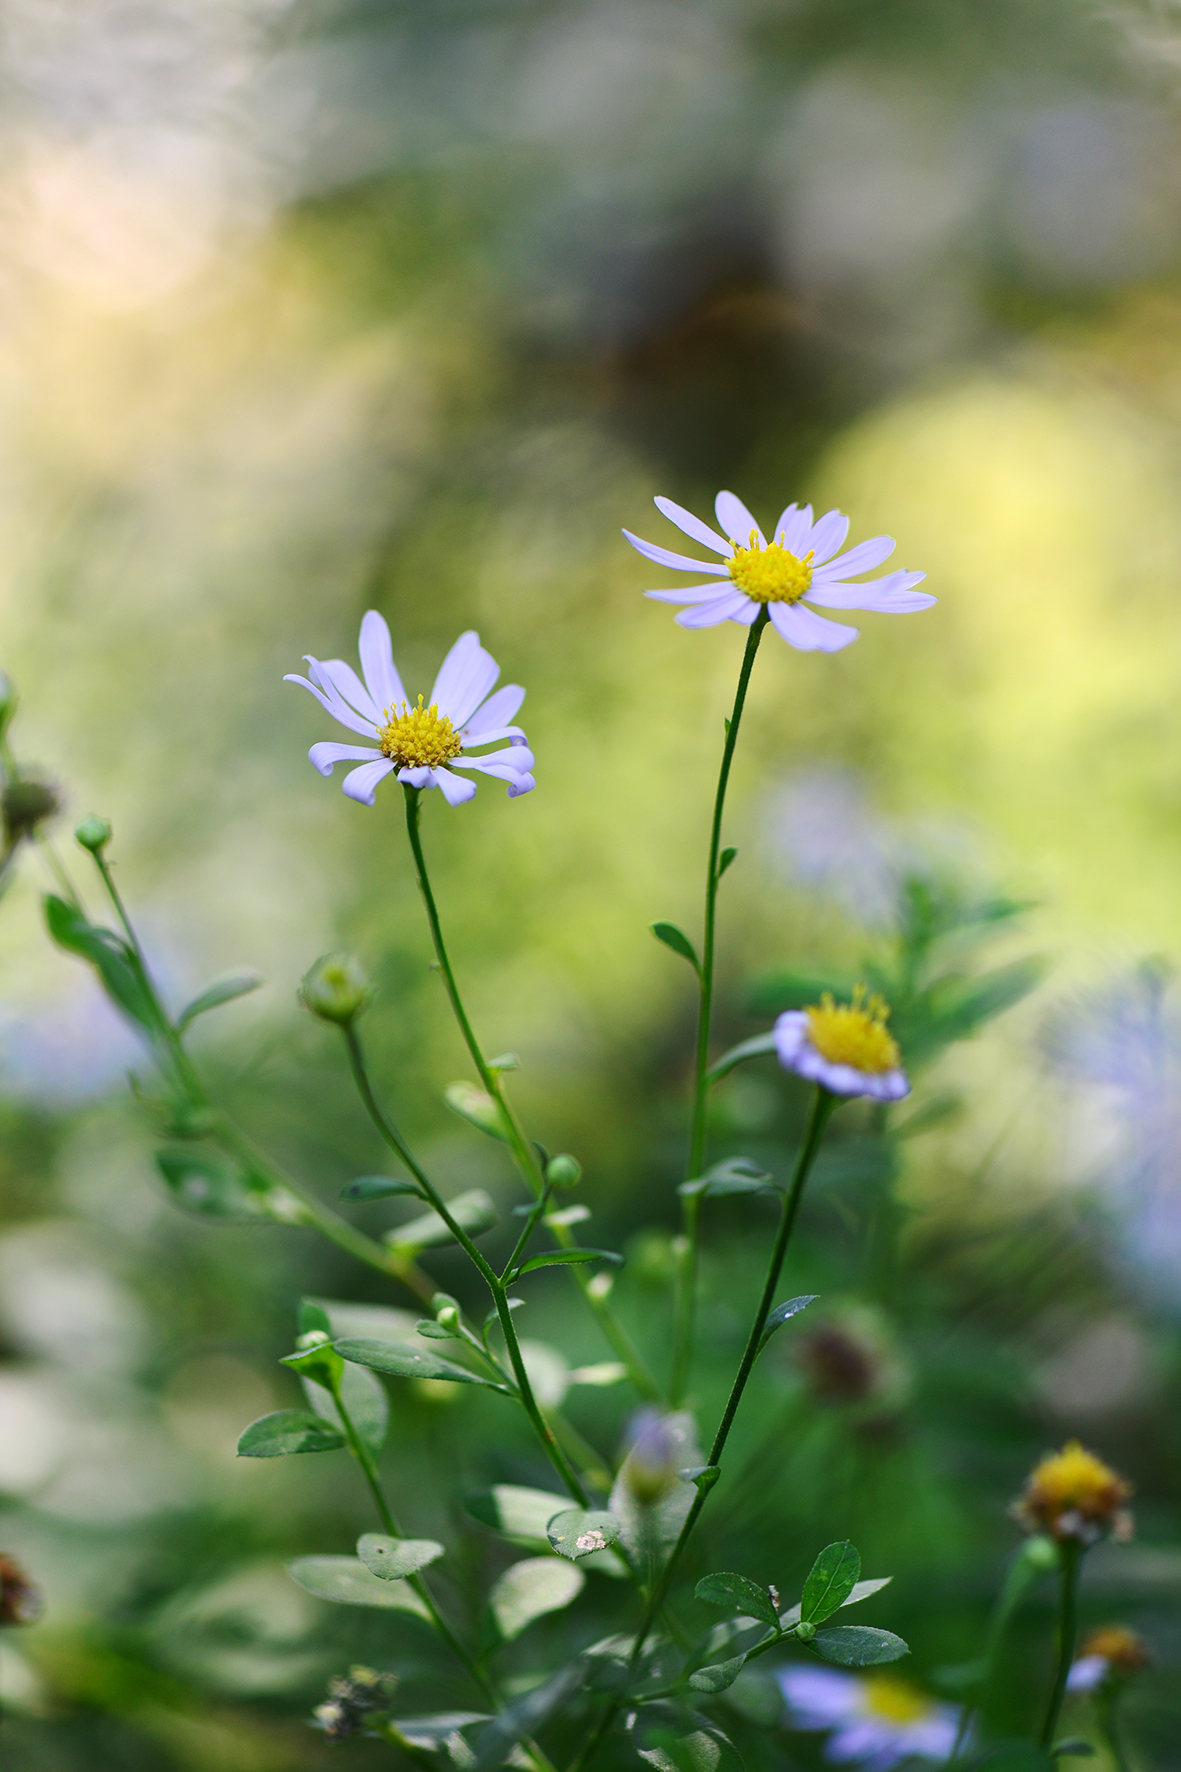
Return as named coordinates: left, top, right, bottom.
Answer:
left=778, top=1666, right=960, bottom=1768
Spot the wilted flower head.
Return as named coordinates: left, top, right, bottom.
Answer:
left=286, top=613, right=534, bottom=806
left=1067, top=1624, right=1153, bottom=1693
left=796, top=1308, right=909, bottom=1415
left=312, top=1665, right=397, bottom=1739
left=2, top=777, right=61, bottom=846
left=1011, top=1440, right=1133, bottom=1545
left=0, top=1554, right=43, bottom=1627
left=775, top=986, right=909, bottom=1101
left=778, top=1667, right=960, bottom=1768
left=624, top=491, right=932, bottom=653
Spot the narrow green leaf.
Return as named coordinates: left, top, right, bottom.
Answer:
left=299, top=1301, right=332, bottom=1337
left=973, top=1747, right=1055, bottom=1771
left=335, top=1337, right=507, bottom=1390
left=385, top=1188, right=498, bottom=1254
left=546, top=1510, right=622, bottom=1561
left=687, top=1656, right=746, bottom=1693
left=512, top=1247, right=623, bottom=1279
left=651, top=922, right=701, bottom=972
left=695, top=1572, right=778, bottom=1630
left=810, top=1624, right=908, bottom=1667
left=236, top=1410, right=344, bottom=1457
left=800, top=1542, right=861, bottom=1624
left=487, top=1052, right=520, bottom=1071
left=489, top=1557, right=584, bottom=1641
left=44, top=894, right=157, bottom=1032
left=287, top=1555, right=429, bottom=1616
left=155, top=1148, right=300, bottom=1222
left=756, top=1295, right=818, bottom=1356
left=340, top=1175, right=423, bottom=1202
left=357, top=1535, right=444, bottom=1581
left=444, top=1082, right=511, bottom=1141
left=705, top=1033, right=778, bottom=1084
left=176, top=971, right=262, bottom=1032
left=679, top=1156, right=775, bottom=1200
left=717, top=847, right=738, bottom=879
left=466, top=1485, right=569, bottom=1542
left=416, top=1319, right=456, bottom=1340
left=779, top=1576, right=891, bottom=1627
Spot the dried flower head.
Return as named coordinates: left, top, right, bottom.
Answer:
left=1012, top=1440, right=1133, bottom=1545
left=2, top=777, right=61, bottom=846
left=0, top=1554, right=43, bottom=1627
left=312, top=1665, right=397, bottom=1738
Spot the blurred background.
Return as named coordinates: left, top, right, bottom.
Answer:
left=3, top=0, right=1181, bottom=1764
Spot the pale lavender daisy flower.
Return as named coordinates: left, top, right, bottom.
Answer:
left=778, top=1667, right=960, bottom=1769
left=285, top=613, right=534, bottom=807
left=775, top=987, right=910, bottom=1101
left=623, top=491, right=933, bottom=652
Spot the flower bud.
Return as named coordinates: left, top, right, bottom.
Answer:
left=545, top=1153, right=582, bottom=1189
left=300, top=953, right=371, bottom=1025
left=2, top=778, right=60, bottom=845
left=436, top=1304, right=459, bottom=1332
left=620, top=1408, right=681, bottom=1507
left=0, top=1555, right=42, bottom=1627
left=74, top=815, right=113, bottom=854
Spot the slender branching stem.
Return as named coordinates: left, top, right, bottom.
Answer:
left=671, top=609, right=768, bottom=1406
left=1040, top=1540, right=1083, bottom=1749
left=1095, top=1693, right=1133, bottom=1772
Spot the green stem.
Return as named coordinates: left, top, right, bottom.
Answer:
left=1095, top=1692, right=1133, bottom=1772
left=501, top=1187, right=555, bottom=1283
left=1040, top=1541, right=1083, bottom=1749
left=672, top=610, right=768, bottom=1406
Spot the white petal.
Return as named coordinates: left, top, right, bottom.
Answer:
left=806, top=508, right=850, bottom=564
left=284, top=670, right=377, bottom=739
left=675, top=591, right=751, bottom=627
left=505, top=772, right=535, bottom=797
left=433, top=767, right=478, bottom=807
left=653, top=496, right=732, bottom=556
left=358, top=610, right=406, bottom=713
left=729, top=601, right=760, bottom=624
left=1067, top=1656, right=1109, bottom=1693
left=342, top=759, right=395, bottom=805
left=623, top=530, right=729, bottom=575
left=317, top=657, right=382, bottom=724
left=776, top=503, right=813, bottom=552
left=459, top=724, right=526, bottom=747
left=714, top=491, right=764, bottom=547
left=644, top=583, right=738, bottom=603
left=769, top=601, right=858, bottom=652
left=431, top=631, right=500, bottom=727
left=816, top=534, right=895, bottom=579
left=806, top=571, right=934, bottom=613
left=309, top=741, right=381, bottom=776
left=453, top=744, right=535, bottom=774
left=462, top=683, right=525, bottom=738
left=397, top=766, right=433, bottom=789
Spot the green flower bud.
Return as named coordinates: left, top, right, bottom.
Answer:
left=2, top=778, right=60, bottom=844
left=436, top=1304, right=460, bottom=1332
left=74, top=815, right=113, bottom=854
left=545, top=1153, right=582, bottom=1189
left=300, top=953, right=371, bottom=1025
left=795, top=1620, right=816, bottom=1643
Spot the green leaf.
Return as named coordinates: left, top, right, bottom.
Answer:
left=651, top=922, right=701, bottom=972
left=1051, top=1744, right=1096, bottom=1760
left=176, top=971, right=262, bottom=1032
left=810, top=1625, right=908, bottom=1667
left=44, top=894, right=157, bottom=1032
left=236, top=1411, right=345, bottom=1456
left=638, top=1720, right=745, bottom=1772
left=303, top=1358, right=389, bottom=1455
left=547, top=1510, right=622, bottom=1561
left=357, top=1535, right=444, bottom=1581
left=512, top=1247, right=623, bottom=1279
left=444, top=1082, right=510, bottom=1141
left=705, top=1033, right=778, bottom=1084
left=780, top=1576, right=892, bottom=1627
left=299, top=1301, right=332, bottom=1337
left=286, top=1556, right=429, bottom=1616
left=800, top=1542, right=861, bottom=1624
left=340, top=1175, right=423, bottom=1202
left=466, top=1485, right=570, bottom=1543
left=717, top=847, right=738, bottom=879
left=155, top=1148, right=302, bottom=1222
left=385, top=1188, right=498, bottom=1254
left=687, top=1656, right=746, bottom=1694
left=756, top=1295, right=818, bottom=1356
left=335, top=1338, right=508, bottom=1390
left=489, top=1557, right=584, bottom=1641
left=416, top=1319, right=456, bottom=1339
left=695, top=1573, right=779, bottom=1630
left=679, top=1157, right=776, bottom=1200
left=472, top=1666, right=586, bottom=1772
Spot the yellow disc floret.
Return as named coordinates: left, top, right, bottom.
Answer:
left=378, top=697, right=464, bottom=771
left=1013, top=1440, right=1133, bottom=1542
left=860, top=1675, right=933, bottom=1724
left=1078, top=1625, right=1152, bottom=1674
left=727, top=529, right=814, bottom=603
left=805, top=986, right=900, bottom=1075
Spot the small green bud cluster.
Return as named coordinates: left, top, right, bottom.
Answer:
left=300, top=953, right=371, bottom=1025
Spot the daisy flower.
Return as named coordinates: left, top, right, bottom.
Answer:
left=623, top=491, right=933, bottom=652
left=1067, top=1625, right=1152, bottom=1693
left=775, top=986, right=910, bottom=1101
left=1011, top=1440, right=1133, bottom=1546
left=778, top=1667, right=960, bottom=1770
left=285, top=613, right=534, bottom=807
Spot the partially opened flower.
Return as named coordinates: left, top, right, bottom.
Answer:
left=286, top=613, right=534, bottom=807
left=624, top=491, right=933, bottom=652
left=775, top=986, right=909, bottom=1101
left=778, top=1667, right=960, bottom=1768
left=1067, top=1625, right=1152, bottom=1693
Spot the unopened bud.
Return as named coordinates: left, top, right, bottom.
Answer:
left=545, top=1154, right=582, bottom=1189
left=436, top=1305, right=459, bottom=1331
left=795, top=1620, right=816, bottom=1642
left=300, top=953, right=371, bottom=1025
left=2, top=778, right=60, bottom=844
left=74, top=815, right=112, bottom=854
left=621, top=1408, right=681, bottom=1507
left=296, top=1329, right=331, bottom=1351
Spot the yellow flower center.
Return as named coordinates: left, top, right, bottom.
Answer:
left=806, top=987, right=900, bottom=1075
left=1025, top=1442, right=1127, bottom=1517
left=860, top=1676, right=933, bottom=1725
left=377, top=697, right=463, bottom=770
left=727, top=530, right=814, bottom=603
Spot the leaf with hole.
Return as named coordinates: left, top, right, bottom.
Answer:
left=176, top=971, right=263, bottom=1032
left=810, top=1625, right=908, bottom=1667
left=756, top=1295, right=818, bottom=1356
left=237, top=1411, right=345, bottom=1457
left=335, top=1338, right=507, bottom=1390
left=357, top=1535, right=444, bottom=1581
left=385, top=1188, right=498, bottom=1254
left=340, top=1175, right=422, bottom=1202
left=488, top=1558, right=584, bottom=1641
left=800, top=1541, right=861, bottom=1624
left=287, top=1556, right=429, bottom=1616
left=651, top=922, right=700, bottom=972
left=546, top=1510, right=622, bottom=1561
left=695, top=1573, right=779, bottom=1630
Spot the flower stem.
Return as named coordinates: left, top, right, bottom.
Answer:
left=1095, top=1693, right=1133, bottom=1772
left=672, top=609, right=768, bottom=1406
left=1040, top=1540, right=1083, bottom=1749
